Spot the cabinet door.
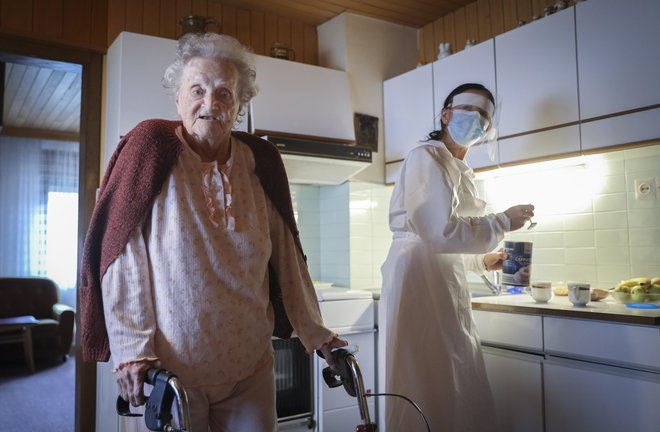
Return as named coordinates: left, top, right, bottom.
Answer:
left=581, top=107, right=660, bottom=151
left=320, top=401, right=376, bottom=432
left=495, top=8, right=579, bottom=137
left=104, top=32, right=179, bottom=166
left=482, top=347, right=544, bottom=432
left=433, top=40, right=498, bottom=169
left=498, top=124, right=580, bottom=165
left=383, top=63, right=434, bottom=163
left=318, top=331, right=376, bottom=412
left=432, top=39, right=496, bottom=129
left=576, top=0, right=660, bottom=119
left=544, top=357, right=660, bottom=432
left=251, top=55, right=354, bottom=141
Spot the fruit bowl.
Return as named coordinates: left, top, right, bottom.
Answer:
left=609, top=290, right=660, bottom=304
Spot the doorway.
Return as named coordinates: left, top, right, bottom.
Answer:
left=0, top=35, right=102, bottom=432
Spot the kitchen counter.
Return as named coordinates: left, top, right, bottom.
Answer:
left=472, top=293, right=660, bottom=326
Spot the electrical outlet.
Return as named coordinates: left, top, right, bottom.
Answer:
left=634, top=178, right=656, bottom=200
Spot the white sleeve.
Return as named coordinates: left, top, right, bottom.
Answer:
left=465, top=254, right=487, bottom=275
left=267, top=199, right=336, bottom=353
left=101, top=226, right=158, bottom=369
left=404, top=147, right=509, bottom=254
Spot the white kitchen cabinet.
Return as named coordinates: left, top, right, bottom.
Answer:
left=383, top=63, right=434, bottom=164
left=495, top=8, right=579, bottom=137
left=482, top=346, right=544, bottom=432
left=432, top=39, right=496, bottom=131
left=544, top=357, right=660, bottom=432
left=544, top=316, right=660, bottom=372
left=473, top=310, right=543, bottom=353
left=104, top=32, right=179, bottom=166
left=315, top=331, right=376, bottom=432
left=581, top=106, right=660, bottom=152
left=576, top=0, right=660, bottom=120
left=433, top=40, right=498, bottom=170
left=498, top=124, right=580, bottom=165
left=251, top=55, right=354, bottom=142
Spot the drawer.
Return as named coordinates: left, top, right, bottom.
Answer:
left=319, top=299, right=374, bottom=332
left=473, top=310, right=543, bottom=352
left=544, top=317, right=660, bottom=372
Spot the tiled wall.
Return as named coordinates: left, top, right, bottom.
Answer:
left=291, top=143, right=660, bottom=291
left=474, top=144, right=660, bottom=289
left=290, top=182, right=393, bottom=289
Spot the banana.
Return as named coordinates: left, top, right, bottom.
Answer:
left=652, top=277, right=660, bottom=286
left=620, top=277, right=651, bottom=288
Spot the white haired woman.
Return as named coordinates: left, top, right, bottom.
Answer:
left=79, top=33, right=346, bottom=431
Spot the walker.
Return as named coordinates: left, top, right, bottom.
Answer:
left=319, top=348, right=431, bottom=432
left=116, top=368, right=192, bottom=432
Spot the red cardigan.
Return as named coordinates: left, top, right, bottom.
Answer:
left=79, top=119, right=304, bottom=362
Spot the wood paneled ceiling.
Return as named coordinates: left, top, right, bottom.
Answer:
left=1, top=56, right=81, bottom=139
left=214, top=0, right=475, bottom=28
left=0, top=1, right=472, bottom=138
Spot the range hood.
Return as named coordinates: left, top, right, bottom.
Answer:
left=261, top=134, right=372, bottom=185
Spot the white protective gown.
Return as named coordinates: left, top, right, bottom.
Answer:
left=380, top=141, right=509, bottom=432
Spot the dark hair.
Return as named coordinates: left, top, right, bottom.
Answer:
left=427, top=83, right=495, bottom=141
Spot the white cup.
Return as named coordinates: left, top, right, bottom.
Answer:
left=568, top=282, right=590, bottom=306
left=531, top=281, right=552, bottom=303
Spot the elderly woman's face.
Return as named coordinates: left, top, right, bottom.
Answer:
left=176, top=57, right=241, bottom=145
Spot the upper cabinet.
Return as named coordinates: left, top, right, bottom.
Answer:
left=383, top=63, right=434, bottom=183
left=576, top=0, right=660, bottom=151
left=250, top=55, right=355, bottom=142
left=104, top=32, right=179, bottom=166
left=432, top=40, right=496, bottom=129
left=495, top=8, right=579, bottom=137
left=383, top=63, right=434, bottom=164
left=576, top=0, right=660, bottom=119
left=433, top=40, right=498, bottom=169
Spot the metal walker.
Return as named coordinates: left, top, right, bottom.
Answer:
left=117, top=368, right=192, bottom=432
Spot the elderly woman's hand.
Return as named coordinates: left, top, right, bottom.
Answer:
left=318, top=336, right=349, bottom=370
left=116, top=358, right=161, bottom=407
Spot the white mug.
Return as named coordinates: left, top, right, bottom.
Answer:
left=531, top=281, right=552, bottom=303
left=568, top=282, right=590, bottom=306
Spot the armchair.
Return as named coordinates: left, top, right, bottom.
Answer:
left=0, top=277, right=75, bottom=362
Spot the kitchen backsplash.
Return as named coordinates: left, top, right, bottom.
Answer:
left=291, top=143, right=660, bottom=291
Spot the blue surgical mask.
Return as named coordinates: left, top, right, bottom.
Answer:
left=446, top=109, right=490, bottom=147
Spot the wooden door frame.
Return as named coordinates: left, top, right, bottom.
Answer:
left=0, top=31, right=102, bottom=432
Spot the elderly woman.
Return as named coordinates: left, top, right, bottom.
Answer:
left=79, top=33, right=345, bottom=431
left=380, top=83, right=534, bottom=431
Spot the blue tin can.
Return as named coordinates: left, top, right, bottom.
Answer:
left=502, top=241, right=533, bottom=287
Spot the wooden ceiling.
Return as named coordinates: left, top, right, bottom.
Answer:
left=0, top=1, right=474, bottom=139
left=1, top=56, right=82, bottom=140
left=213, top=0, right=475, bottom=28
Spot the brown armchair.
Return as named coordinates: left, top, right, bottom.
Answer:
left=0, top=277, right=75, bottom=362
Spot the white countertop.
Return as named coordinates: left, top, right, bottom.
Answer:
left=471, top=293, right=660, bottom=325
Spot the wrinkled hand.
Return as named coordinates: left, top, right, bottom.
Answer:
left=504, top=204, right=535, bottom=231
left=116, top=359, right=160, bottom=407
left=484, top=250, right=507, bottom=271
left=318, top=336, right=348, bottom=370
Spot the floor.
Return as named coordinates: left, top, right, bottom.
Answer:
left=0, top=356, right=75, bottom=432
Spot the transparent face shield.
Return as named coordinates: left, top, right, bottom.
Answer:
left=435, top=92, right=500, bottom=161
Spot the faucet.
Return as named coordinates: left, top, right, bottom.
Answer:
left=481, top=272, right=502, bottom=296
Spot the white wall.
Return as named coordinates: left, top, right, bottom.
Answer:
left=318, top=13, right=418, bottom=184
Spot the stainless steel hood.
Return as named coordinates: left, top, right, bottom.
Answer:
left=262, top=135, right=372, bottom=185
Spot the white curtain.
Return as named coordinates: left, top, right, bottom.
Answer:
left=0, top=136, right=79, bottom=307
